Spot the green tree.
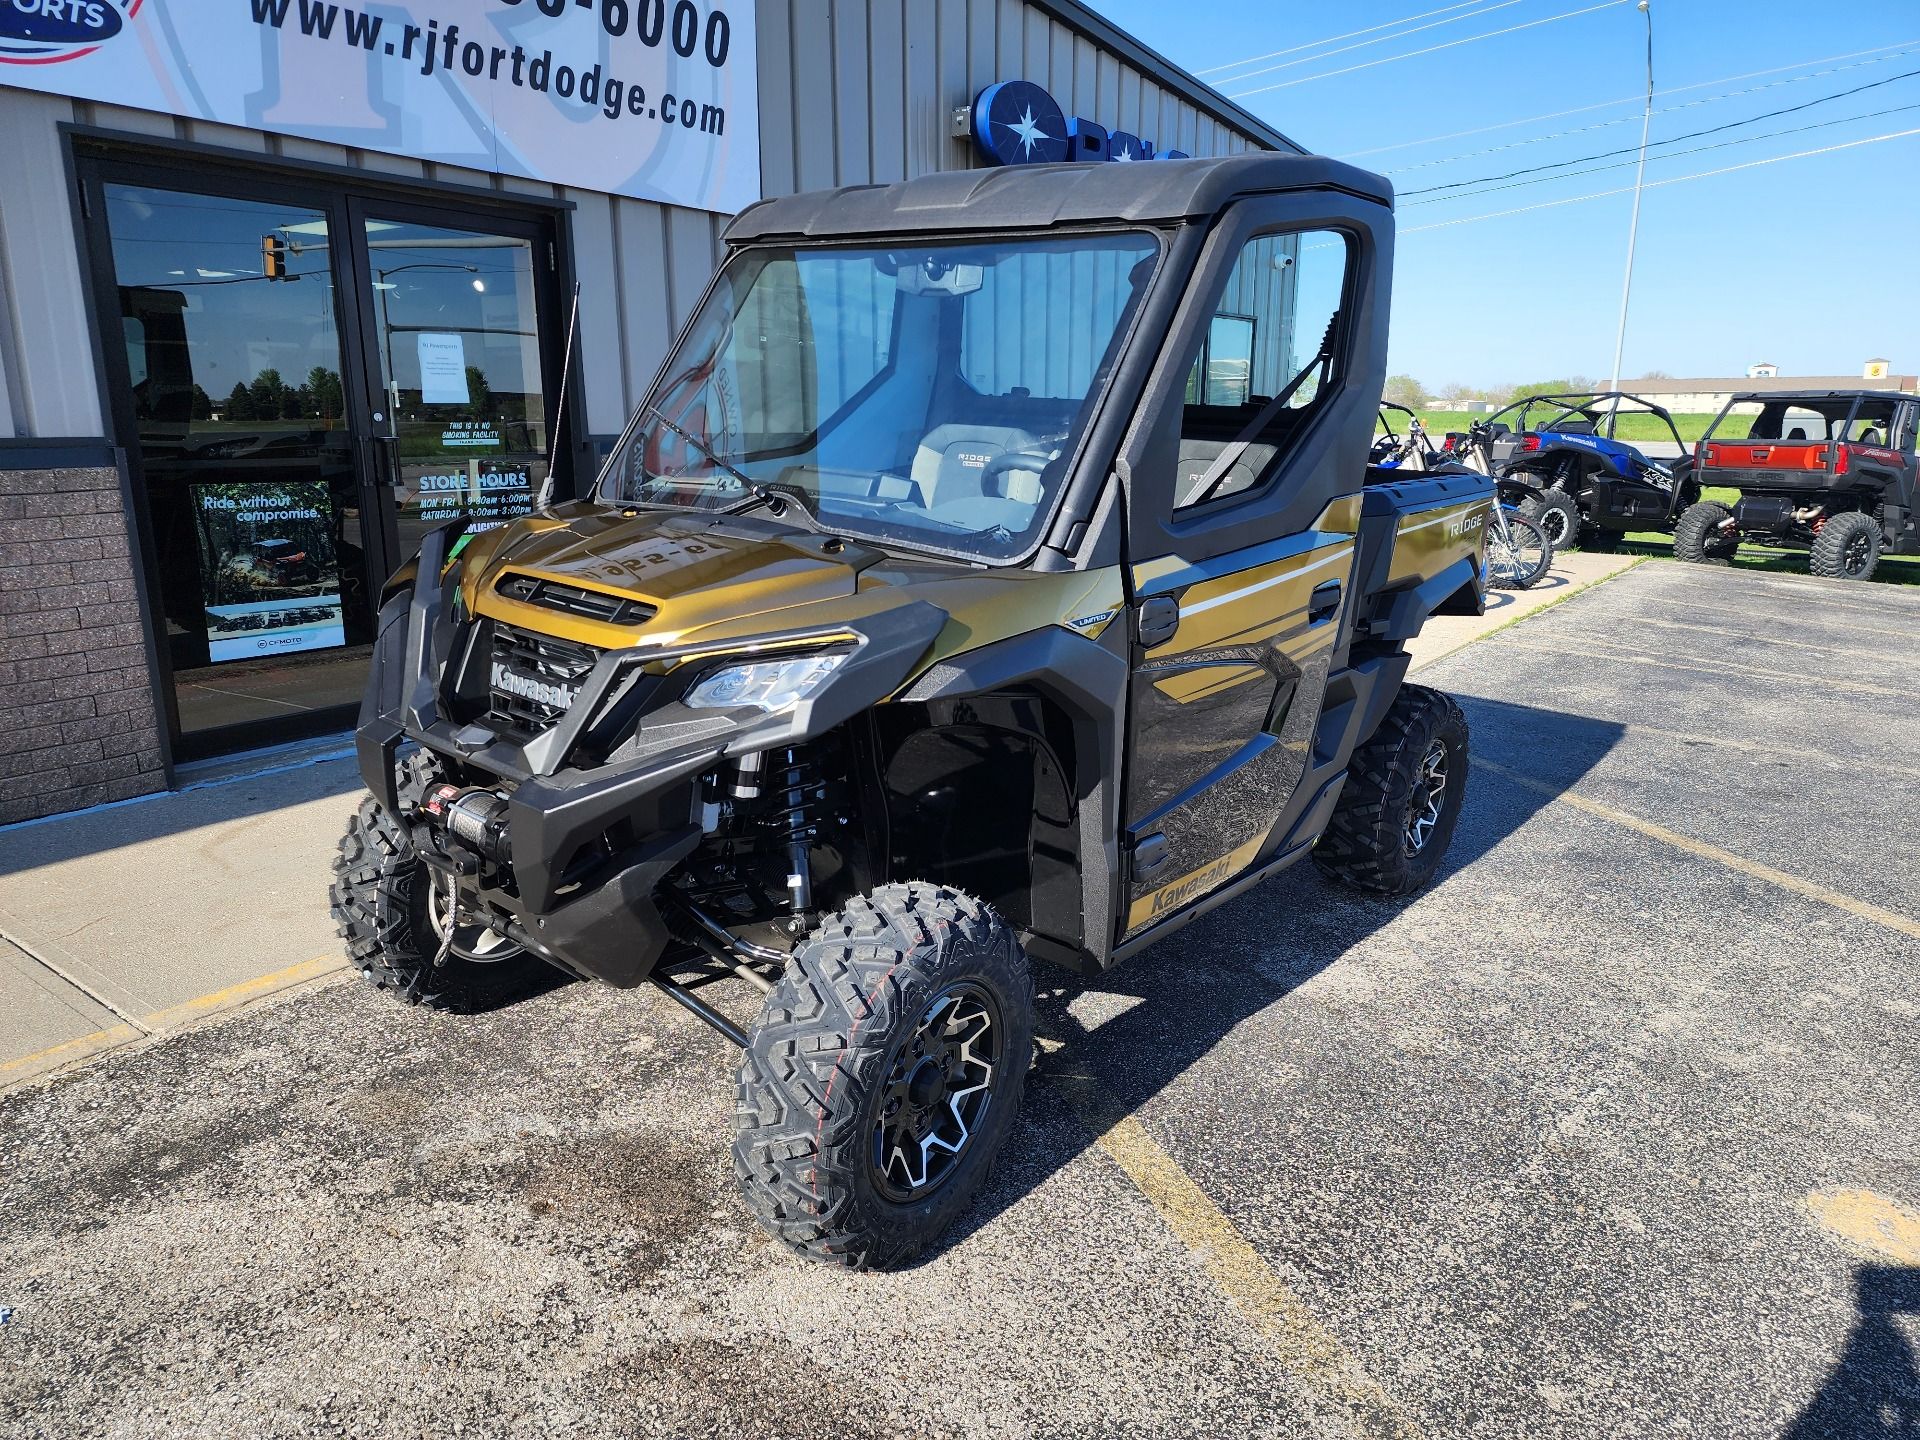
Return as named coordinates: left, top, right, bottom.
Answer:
left=281, top=387, right=305, bottom=420
left=191, top=384, right=214, bottom=421
left=249, top=368, right=286, bottom=420
left=1383, top=374, right=1427, bottom=408
left=224, top=382, right=253, bottom=422
left=306, top=366, right=344, bottom=421
left=464, top=366, right=493, bottom=420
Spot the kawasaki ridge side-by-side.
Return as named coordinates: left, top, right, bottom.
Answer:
left=333, top=154, right=1494, bottom=1269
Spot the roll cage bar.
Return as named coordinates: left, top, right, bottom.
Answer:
left=1487, top=391, right=1684, bottom=449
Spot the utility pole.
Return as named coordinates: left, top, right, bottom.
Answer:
left=1607, top=0, right=1654, bottom=395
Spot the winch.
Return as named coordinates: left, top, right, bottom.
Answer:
left=420, top=783, right=513, bottom=864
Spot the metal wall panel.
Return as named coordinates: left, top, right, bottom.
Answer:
left=0, top=0, right=1277, bottom=443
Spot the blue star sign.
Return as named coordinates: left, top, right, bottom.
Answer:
left=973, top=81, right=1070, bottom=166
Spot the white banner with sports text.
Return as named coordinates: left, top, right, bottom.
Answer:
left=0, top=0, right=760, bottom=214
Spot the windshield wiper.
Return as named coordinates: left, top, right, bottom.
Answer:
left=720, top=483, right=827, bottom=532
left=639, top=405, right=759, bottom=495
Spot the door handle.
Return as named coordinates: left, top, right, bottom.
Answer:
left=1308, top=580, right=1342, bottom=623
left=1137, top=594, right=1180, bottom=649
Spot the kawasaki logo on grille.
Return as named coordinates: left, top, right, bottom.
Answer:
left=491, top=661, right=579, bottom=711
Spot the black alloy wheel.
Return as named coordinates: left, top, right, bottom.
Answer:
left=869, top=982, right=1002, bottom=1202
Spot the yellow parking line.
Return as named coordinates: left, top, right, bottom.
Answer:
left=142, top=956, right=346, bottom=1032
left=0, top=956, right=346, bottom=1092
left=1479, top=759, right=1920, bottom=941
left=0, top=1023, right=142, bottom=1083
left=1058, top=1073, right=1426, bottom=1440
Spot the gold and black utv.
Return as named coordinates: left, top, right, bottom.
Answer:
left=335, top=153, right=1493, bottom=1269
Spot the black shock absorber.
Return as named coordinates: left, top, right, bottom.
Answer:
left=757, top=743, right=830, bottom=918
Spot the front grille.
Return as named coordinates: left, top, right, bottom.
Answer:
left=496, top=572, right=654, bottom=626
left=487, top=624, right=601, bottom=738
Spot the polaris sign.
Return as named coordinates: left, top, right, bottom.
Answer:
left=0, top=0, right=136, bottom=63
left=970, top=79, right=1190, bottom=168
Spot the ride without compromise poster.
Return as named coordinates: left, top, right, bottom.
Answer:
left=191, top=481, right=348, bottom=664
left=0, top=0, right=760, bottom=215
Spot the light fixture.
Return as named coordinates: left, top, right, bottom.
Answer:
left=472, top=278, right=486, bottom=293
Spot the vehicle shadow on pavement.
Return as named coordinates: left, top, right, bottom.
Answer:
left=927, top=696, right=1630, bottom=1262
left=1784, top=1266, right=1920, bottom=1438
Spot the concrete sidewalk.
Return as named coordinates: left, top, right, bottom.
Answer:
left=0, top=548, right=1641, bottom=1089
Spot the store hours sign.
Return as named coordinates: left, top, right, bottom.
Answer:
left=0, top=0, right=760, bottom=215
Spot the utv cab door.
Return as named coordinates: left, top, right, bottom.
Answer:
left=1115, top=195, right=1389, bottom=941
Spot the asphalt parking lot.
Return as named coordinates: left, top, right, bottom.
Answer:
left=4, top=560, right=1918, bottom=1439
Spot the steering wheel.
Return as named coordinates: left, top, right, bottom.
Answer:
left=982, top=444, right=1062, bottom=491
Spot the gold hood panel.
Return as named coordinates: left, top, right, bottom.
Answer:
left=467, top=508, right=866, bottom=646
left=458, top=505, right=1122, bottom=673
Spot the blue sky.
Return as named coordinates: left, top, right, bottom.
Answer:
left=1098, top=0, right=1920, bottom=391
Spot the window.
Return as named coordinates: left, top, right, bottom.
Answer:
left=1841, top=399, right=1898, bottom=446
left=603, top=232, right=1160, bottom=560
left=1174, top=230, right=1351, bottom=510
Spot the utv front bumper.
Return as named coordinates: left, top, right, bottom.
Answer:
left=355, top=524, right=945, bottom=988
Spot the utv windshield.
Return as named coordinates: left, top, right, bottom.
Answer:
left=600, top=232, right=1161, bottom=560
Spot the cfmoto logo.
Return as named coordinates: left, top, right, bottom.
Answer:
left=0, top=0, right=137, bottom=64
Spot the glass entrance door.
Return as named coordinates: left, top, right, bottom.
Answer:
left=349, top=208, right=555, bottom=554
left=83, top=156, right=568, bottom=761
left=95, top=180, right=376, bottom=751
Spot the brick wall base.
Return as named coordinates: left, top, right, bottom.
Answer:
left=0, top=457, right=168, bottom=825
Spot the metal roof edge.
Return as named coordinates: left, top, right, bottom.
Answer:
left=1026, top=0, right=1305, bottom=156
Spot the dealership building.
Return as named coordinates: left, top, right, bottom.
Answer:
left=0, top=0, right=1295, bottom=824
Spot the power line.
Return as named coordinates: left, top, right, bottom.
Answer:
left=1402, top=63, right=1920, bottom=196
left=1198, top=1, right=1489, bottom=75
left=1384, top=43, right=1920, bottom=174
left=1205, top=0, right=1531, bottom=88
left=1400, top=125, right=1920, bottom=232
left=1402, top=98, right=1920, bottom=206
left=1228, top=0, right=1628, bottom=98
left=1342, top=39, right=1917, bottom=158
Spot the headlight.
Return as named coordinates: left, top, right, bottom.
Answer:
left=684, top=653, right=847, bottom=714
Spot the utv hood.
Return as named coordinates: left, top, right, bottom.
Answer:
left=464, top=505, right=878, bottom=648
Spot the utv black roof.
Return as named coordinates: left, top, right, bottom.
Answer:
left=724, top=153, right=1393, bottom=244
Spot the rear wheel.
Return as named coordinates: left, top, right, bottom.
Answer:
left=330, top=752, right=550, bottom=1012
left=1520, top=486, right=1581, bottom=551
left=1314, top=685, right=1469, bottom=897
left=1809, top=510, right=1883, bottom=581
left=1673, top=500, right=1740, bottom=565
left=732, top=883, right=1033, bottom=1270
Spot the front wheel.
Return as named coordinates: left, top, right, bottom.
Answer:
left=732, top=884, right=1033, bottom=1270
left=1313, top=685, right=1469, bottom=897
left=330, top=753, right=552, bottom=1012
left=1672, top=500, right=1740, bottom=565
left=1486, top=509, right=1553, bottom=590
left=1809, top=510, right=1883, bottom=581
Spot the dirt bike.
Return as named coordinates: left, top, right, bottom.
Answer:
left=1379, top=406, right=1551, bottom=590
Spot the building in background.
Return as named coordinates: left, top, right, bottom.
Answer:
left=1630, top=365, right=1918, bottom=415
left=0, top=0, right=1293, bottom=824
